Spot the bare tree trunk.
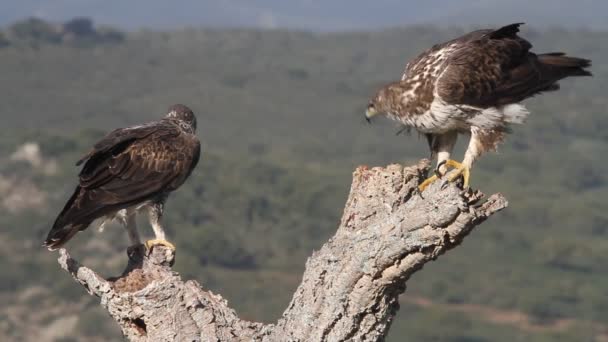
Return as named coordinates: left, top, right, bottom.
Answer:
left=57, top=161, right=507, bottom=341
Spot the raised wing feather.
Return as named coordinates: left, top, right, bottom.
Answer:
left=401, top=27, right=496, bottom=81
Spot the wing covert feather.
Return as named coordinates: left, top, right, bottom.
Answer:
left=75, top=122, right=199, bottom=209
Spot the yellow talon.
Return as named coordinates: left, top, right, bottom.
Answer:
left=447, top=165, right=471, bottom=188
left=418, top=159, right=465, bottom=192
left=442, top=159, right=463, bottom=170
left=418, top=174, right=439, bottom=192
left=145, top=239, right=176, bottom=251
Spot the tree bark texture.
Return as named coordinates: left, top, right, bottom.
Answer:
left=57, top=160, right=508, bottom=341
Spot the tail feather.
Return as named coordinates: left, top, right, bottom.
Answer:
left=43, top=185, right=92, bottom=250
left=43, top=223, right=86, bottom=250
left=538, top=53, right=592, bottom=77
left=488, top=23, right=525, bottom=39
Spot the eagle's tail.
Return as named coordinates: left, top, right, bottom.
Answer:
left=538, top=53, right=592, bottom=79
left=43, top=223, right=87, bottom=250
left=43, top=186, right=92, bottom=251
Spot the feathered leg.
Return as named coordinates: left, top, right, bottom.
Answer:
left=124, top=211, right=141, bottom=246
left=447, top=126, right=503, bottom=188
left=144, top=199, right=176, bottom=251
left=448, top=129, right=479, bottom=187
left=418, top=131, right=459, bottom=191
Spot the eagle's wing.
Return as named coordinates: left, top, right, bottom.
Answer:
left=401, top=28, right=491, bottom=80
left=44, top=122, right=201, bottom=249
left=437, top=23, right=591, bottom=107
left=401, top=42, right=447, bottom=81
left=76, top=122, right=159, bottom=166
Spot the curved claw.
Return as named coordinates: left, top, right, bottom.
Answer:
left=145, top=239, right=176, bottom=252
left=434, top=160, right=447, bottom=178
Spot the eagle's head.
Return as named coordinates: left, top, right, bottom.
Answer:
left=365, top=99, right=380, bottom=124
left=365, top=80, right=422, bottom=122
left=365, top=81, right=416, bottom=123
left=165, top=104, right=197, bottom=133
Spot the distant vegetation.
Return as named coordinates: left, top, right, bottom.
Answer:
left=0, top=18, right=606, bottom=341
left=0, top=17, right=124, bottom=47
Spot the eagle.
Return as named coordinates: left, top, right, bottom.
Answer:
left=365, top=23, right=591, bottom=191
left=44, top=104, right=201, bottom=251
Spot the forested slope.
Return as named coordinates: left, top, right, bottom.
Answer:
left=0, top=20, right=606, bottom=341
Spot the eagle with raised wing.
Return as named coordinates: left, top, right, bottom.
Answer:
left=365, top=23, right=591, bottom=191
left=44, top=104, right=201, bottom=251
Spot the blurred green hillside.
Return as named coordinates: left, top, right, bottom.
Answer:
left=0, top=18, right=607, bottom=341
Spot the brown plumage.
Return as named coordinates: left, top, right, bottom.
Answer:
left=44, top=104, right=201, bottom=250
left=365, top=23, right=591, bottom=190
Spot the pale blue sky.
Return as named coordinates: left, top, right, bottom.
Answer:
left=0, top=0, right=606, bottom=31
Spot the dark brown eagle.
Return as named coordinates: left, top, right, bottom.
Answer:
left=365, top=23, right=591, bottom=191
left=44, top=104, right=201, bottom=251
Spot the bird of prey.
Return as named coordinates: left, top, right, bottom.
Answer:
left=365, top=23, right=591, bottom=191
left=44, top=104, right=201, bottom=251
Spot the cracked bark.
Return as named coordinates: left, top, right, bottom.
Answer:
left=56, top=160, right=508, bottom=341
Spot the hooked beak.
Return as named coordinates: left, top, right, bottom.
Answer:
left=365, top=105, right=378, bottom=124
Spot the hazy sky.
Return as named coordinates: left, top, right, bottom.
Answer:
left=1, top=0, right=607, bottom=31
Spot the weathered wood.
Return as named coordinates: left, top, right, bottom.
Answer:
left=57, top=161, right=508, bottom=341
